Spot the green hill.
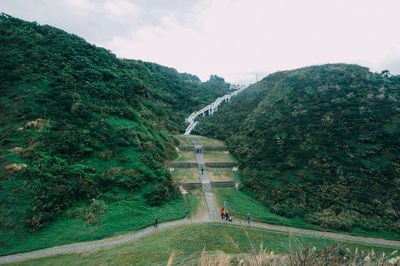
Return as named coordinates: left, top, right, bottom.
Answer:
left=0, top=13, right=229, bottom=249
left=195, top=64, right=400, bottom=233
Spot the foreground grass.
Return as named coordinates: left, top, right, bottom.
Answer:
left=9, top=224, right=397, bottom=266
left=215, top=188, right=400, bottom=241
left=0, top=190, right=193, bottom=256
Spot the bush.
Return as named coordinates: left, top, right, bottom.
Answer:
left=144, top=184, right=172, bottom=206
left=304, top=213, right=321, bottom=225
left=271, top=204, right=295, bottom=218
left=87, top=199, right=107, bottom=215
left=320, top=217, right=353, bottom=231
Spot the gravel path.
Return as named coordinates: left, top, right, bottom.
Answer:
left=1, top=135, right=400, bottom=264
left=2, top=218, right=399, bottom=264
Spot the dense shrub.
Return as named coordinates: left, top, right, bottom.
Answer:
left=196, top=64, right=400, bottom=232
left=0, top=14, right=229, bottom=232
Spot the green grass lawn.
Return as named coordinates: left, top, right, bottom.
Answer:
left=171, top=168, right=200, bottom=183
left=186, top=189, right=203, bottom=219
left=173, top=151, right=197, bottom=163
left=207, top=167, right=234, bottom=181
left=10, top=224, right=397, bottom=266
left=214, top=188, right=400, bottom=241
left=203, top=151, right=235, bottom=163
left=0, top=190, right=190, bottom=256
left=175, top=135, right=193, bottom=146
left=196, top=135, right=225, bottom=147
left=176, top=135, right=226, bottom=148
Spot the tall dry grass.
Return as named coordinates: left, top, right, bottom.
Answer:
left=166, top=233, right=399, bottom=266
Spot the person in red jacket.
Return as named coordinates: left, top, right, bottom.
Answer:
left=220, top=208, right=225, bottom=219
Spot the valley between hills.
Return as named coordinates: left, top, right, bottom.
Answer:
left=1, top=14, right=400, bottom=265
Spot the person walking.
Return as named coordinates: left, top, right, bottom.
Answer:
left=154, top=217, right=158, bottom=228
left=247, top=213, right=251, bottom=225
left=225, top=210, right=229, bottom=221
left=220, top=208, right=225, bottom=219
left=201, top=167, right=204, bottom=174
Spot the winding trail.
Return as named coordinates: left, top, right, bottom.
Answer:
left=1, top=138, right=400, bottom=264
left=1, top=216, right=400, bottom=264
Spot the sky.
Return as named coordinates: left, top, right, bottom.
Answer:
left=2, top=0, right=400, bottom=84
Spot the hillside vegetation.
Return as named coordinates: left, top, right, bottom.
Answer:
left=195, top=64, right=400, bottom=234
left=0, top=13, right=229, bottom=248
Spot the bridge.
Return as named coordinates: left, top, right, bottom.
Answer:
left=184, top=84, right=247, bottom=135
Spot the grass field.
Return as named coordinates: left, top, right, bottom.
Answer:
left=190, top=189, right=209, bottom=220
left=176, top=135, right=225, bottom=148
left=0, top=190, right=192, bottom=256
left=175, top=135, right=193, bottom=146
left=203, top=151, right=235, bottom=163
left=10, top=224, right=397, bottom=266
left=195, top=135, right=225, bottom=147
left=214, top=188, right=400, bottom=241
left=171, top=168, right=200, bottom=183
left=207, top=167, right=234, bottom=181
left=172, top=151, right=197, bottom=163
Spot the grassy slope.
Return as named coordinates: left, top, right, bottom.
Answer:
left=196, top=64, right=400, bottom=235
left=171, top=168, right=200, bottom=183
left=0, top=14, right=229, bottom=255
left=203, top=151, right=236, bottom=163
left=10, top=224, right=397, bottom=266
left=173, top=151, right=197, bottom=163
left=207, top=168, right=234, bottom=181
left=1, top=194, right=186, bottom=256
left=1, top=188, right=201, bottom=256
left=214, top=188, right=400, bottom=240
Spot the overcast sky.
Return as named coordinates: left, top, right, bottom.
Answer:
left=2, top=0, right=400, bottom=83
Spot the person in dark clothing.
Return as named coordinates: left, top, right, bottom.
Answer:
left=201, top=167, right=204, bottom=174
left=247, top=213, right=251, bottom=225
left=154, top=217, right=158, bottom=228
left=225, top=211, right=229, bottom=221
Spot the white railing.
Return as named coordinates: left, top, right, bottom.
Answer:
left=184, top=121, right=198, bottom=135
left=184, top=84, right=248, bottom=135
